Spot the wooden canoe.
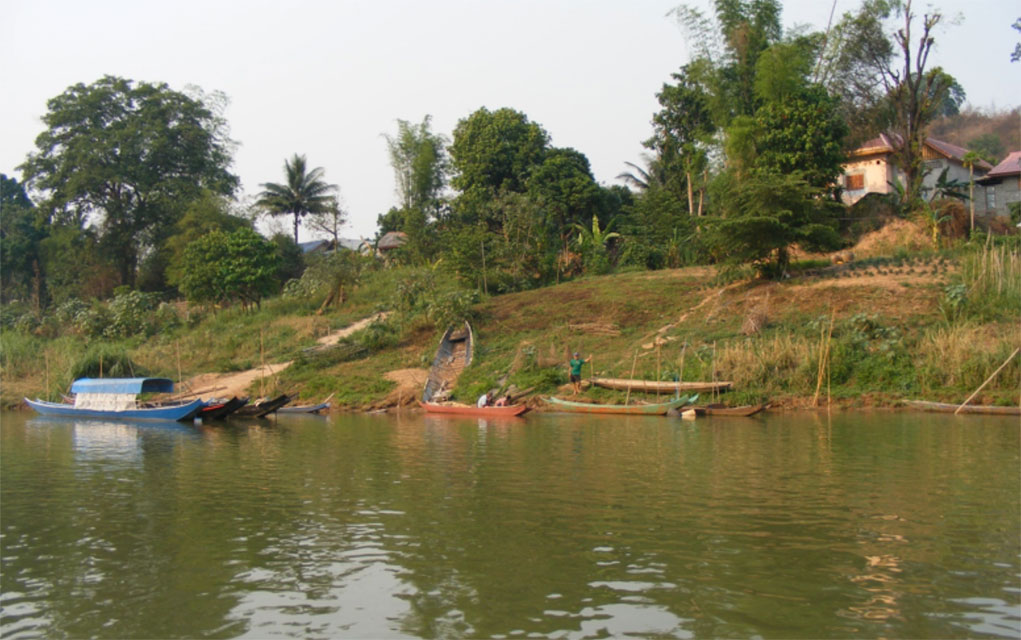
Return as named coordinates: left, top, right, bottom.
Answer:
left=543, top=395, right=695, bottom=416
left=419, top=402, right=529, bottom=417
left=199, top=396, right=248, bottom=420
left=422, top=322, right=473, bottom=403
left=905, top=400, right=1020, bottom=416
left=233, top=394, right=292, bottom=418
left=693, top=403, right=768, bottom=417
left=277, top=402, right=330, bottom=414
left=589, top=377, right=732, bottom=394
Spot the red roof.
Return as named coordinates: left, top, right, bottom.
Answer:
left=850, top=134, right=993, bottom=171
left=985, top=151, right=1021, bottom=178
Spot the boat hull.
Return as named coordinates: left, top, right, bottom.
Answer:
left=25, top=397, right=204, bottom=422
left=278, top=402, right=330, bottom=414
left=543, top=395, right=693, bottom=415
left=234, top=394, right=291, bottom=418
left=590, top=377, right=732, bottom=394
left=905, top=400, right=1020, bottom=416
left=694, top=403, right=768, bottom=417
left=420, top=402, right=528, bottom=417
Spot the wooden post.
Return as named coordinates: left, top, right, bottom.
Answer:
left=711, top=341, right=717, bottom=402
left=45, top=352, right=50, bottom=402
left=656, top=346, right=661, bottom=400
left=956, top=347, right=1020, bottom=414
left=99, top=354, right=103, bottom=378
left=813, top=309, right=836, bottom=407
left=678, top=343, right=687, bottom=383
left=176, top=340, right=182, bottom=386
left=260, top=328, right=265, bottom=399
left=625, top=352, right=638, bottom=406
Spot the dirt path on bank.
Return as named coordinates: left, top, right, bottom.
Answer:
left=179, top=313, right=388, bottom=400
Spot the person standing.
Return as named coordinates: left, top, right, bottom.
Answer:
left=568, top=351, right=590, bottom=395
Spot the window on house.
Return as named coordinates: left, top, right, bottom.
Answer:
left=986, top=187, right=996, bottom=211
left=846, top=174, right=865, bottom=191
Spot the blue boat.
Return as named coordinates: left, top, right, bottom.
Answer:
left=24, top=378, right=204, bottom=422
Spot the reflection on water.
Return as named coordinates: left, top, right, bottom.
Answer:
left=1, top=410, right=1019, bottom=638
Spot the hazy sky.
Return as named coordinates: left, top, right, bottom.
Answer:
left=3, top=0, right=1018, bottom=241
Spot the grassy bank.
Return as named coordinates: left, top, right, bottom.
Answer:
left=2, top=233, right=1019, bottom=410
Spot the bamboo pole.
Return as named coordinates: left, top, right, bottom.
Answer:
left=678, top=343, right=687, bottom=383
left=176, top=340, right=182, bottom=386
left=99, top=354, right=103, bottom=378
left=260, top=328, right=265, bottom=399
left=625, top=352, right=638, bottom=406
left=45, top=352, right=50, bottom=402
left=955, top=347, right=1020, bottom=414
left=813, top=309, right=835, bottom=407
left=656, top=346, right=661, bottom=400
left=711, top=341, right=717, bottom=403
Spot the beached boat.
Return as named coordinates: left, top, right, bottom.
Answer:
left=278, top=401, right=330, bottom=414
left=692, top=403, right=768, bottom=417
left=198, top=396, right=248, bottom=420
left=233, top=394, right=292, bottom=418
left=24, top=378, right=204, bottom=422
left=419, top=401, right=529, bottom=417
left=543, top=394, right=696, bottom=416
left=905, top=400, right=1020, bottom=416
left=422, top=322, right=473, bottom=403
left=589, top=377, right=733, bottom=394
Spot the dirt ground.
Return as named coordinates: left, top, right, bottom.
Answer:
left=177, top=313, right=389, bottom=401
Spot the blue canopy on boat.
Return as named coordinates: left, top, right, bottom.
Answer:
left=70, top=377, right=176, bottom=395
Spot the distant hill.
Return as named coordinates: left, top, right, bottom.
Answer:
left=929, top=107, right=1021, bottom=163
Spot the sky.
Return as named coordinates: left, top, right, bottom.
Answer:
left=3, top=0, right=1019, bottom=242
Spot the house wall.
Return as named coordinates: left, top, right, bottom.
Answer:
left=981, top=176, right=1021, bottom=218
left=921, top=158, right=971, bottom=195
left=841, top=155, right=898, bottom=205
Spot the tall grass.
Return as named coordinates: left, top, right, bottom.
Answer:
left=957, top=243, right=1021, bottom=321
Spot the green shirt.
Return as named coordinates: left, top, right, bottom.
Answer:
left=569, top=358, right=585, bottom=376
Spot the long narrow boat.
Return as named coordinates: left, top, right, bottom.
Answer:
left=419, top=401, right=529, bottom=417
left=905, top=400, right=1020, bottom=416
left=25, top=378, right=204, bottom=422
left=422, top=322, right=473, bottom=403
left=199, top=396, right=248, bottom=420
left=278, top=401, right=330, bottom=414
left=693, top=403, right=768, bottom=417
left=589, top=377, right=732, bottom=394
left=543, top=394, right=695, bottom=416
left=233, top=394, right=292, bottom=418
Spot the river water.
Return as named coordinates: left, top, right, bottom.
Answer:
left=1, top=409, right=1018, bottom=639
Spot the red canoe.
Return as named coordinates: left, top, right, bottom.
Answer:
left=419, top=402, right=529, bottom=417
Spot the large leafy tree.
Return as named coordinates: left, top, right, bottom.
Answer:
left=707, top=172, right=842, bottom=278
left=19, top=76, right=239, bottom=288
left=257, top=154, right=338, bottom=243
left=176, top=227, right=279, bottom=309
left=449, top=107, right=550, bottom=209
left=0, top=175, right=48, bottom=307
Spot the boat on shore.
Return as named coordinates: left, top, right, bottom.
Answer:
left=693, top=403, right=769, bottom=417
left=422, top=323, right=473, bottom=404
left=233, top=394, right=291, bottom=418
left=589, top=377, right=732, bottom=394
left=198, top=396, right=248, bottom=420
left=543, top=394, right=696, bottom=416
left=419, top=401, right=529, bottom=417
left=278, top=401, right=330, bottom=414
left=905, top=400, right=1020, bottom=416
left=24, top=378, right=204, bottom=422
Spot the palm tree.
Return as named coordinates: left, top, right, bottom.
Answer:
left=257, top=154, right=338, bottom=243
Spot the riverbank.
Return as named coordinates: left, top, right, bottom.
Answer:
left=3, top=227, right=1019, bottom=412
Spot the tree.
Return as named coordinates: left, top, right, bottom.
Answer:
left=19, top=76, right=238, bottom=288
left=645, top=64, right=716, bottom=211
left=449, top=107, right=549, bottom=204
left=707, top=171, right=842, bottom=278
left=867, top=0, right=948, bottom=207
left=0, top=175, right=46, bottom=307
left=177, top=227, right=279, bottom=309
left=573, top=215, right=621, bottom=275
left=257, top=154, right=338, bottom=243
left=384, top=116, right=449, bottom=217
left=305, top=198, right=349, bottom=247
left=1012, top=17, right=1020, bottom=62
left=752, top=84, right=848, bottom=192
left=526, top=148, right=602, bottom=243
